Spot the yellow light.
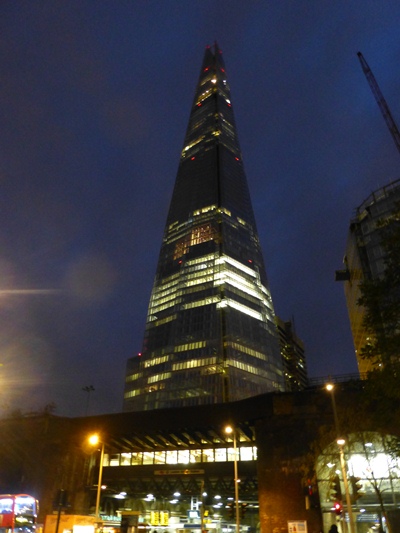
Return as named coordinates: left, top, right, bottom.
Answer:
left=326, top=383, right=334, bottom=392
left=337, top=438, right=345, bottom=446
left=225, top=425, right=233, bottom=434
left=88, top=433, right=100, bottom=446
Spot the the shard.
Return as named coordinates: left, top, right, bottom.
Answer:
left=124, top=44, right=284, bottom=411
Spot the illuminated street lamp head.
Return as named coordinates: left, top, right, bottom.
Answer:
left=326, top=383, right=334, bottom=392
left=225, top=425, right=233, bottom=434
left=337, top=438, right=346, bottom=446
left=88, top=433, right=100, bottom=446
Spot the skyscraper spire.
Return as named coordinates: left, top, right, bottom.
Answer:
left=124, top=45, right=284, bottom=411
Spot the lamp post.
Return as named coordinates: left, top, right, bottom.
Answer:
left=225, top=425, right=240, bottom=533
left=326, top=384, right=356, bottom=533
left=337, top=438, right=356, bottom=533
left=88, top=433, right=105, bottom=518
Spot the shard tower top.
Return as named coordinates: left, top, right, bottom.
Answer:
left=124, top=44, right=284, bottom=411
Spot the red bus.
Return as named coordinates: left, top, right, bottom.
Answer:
left=0, top=495, right=38, bottom=533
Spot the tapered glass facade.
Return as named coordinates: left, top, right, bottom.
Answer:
left=124, top=44, right=284, bottom=411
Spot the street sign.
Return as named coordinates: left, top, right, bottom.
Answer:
left=154, top=469, right=205, bottom=475
left=288, top=521, right=307, bottom=533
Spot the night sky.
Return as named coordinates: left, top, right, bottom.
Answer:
left=1, top=1, right=400, bottom=417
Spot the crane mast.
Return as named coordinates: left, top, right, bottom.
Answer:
left=357, top=51, right=400, bottom=155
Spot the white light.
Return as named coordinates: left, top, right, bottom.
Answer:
left=173, top=492, right=181, bottom=497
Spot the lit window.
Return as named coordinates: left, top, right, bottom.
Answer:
left=120, top=453, right=132, bottom=466
left=143, top=452, right=154, bottom=465
left=240, top=447, right=253, bottom=461
left=178, top=450, right=190, bottom=464
left=131, top=452, right=143, bottom=465
left=190, top=450, right=202, bottom=463
left=166, top=451, right=178, bottom=464
left=215, top=449, right=227, bottom=462
left=202, top=449, right=214, bottom=462
left=154, top=451, right=166, bottom=464
left=109, top=454, right=120, bottom=466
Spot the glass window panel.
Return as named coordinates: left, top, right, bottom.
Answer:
left=131, top=452, right=143, bottom=465
left=178, top=450, right=190, bottom=464
left=227, top=447, right=237, bottom=461
left=120, top=453, right=132, bottom=466
left=215, top=448, right=227, bottom=462
left=143, top=452, right=154, bottom=465
left=103, top=454, right=110, bottom=467
left=240, top=447, right=253, bottom=461
left=190, top=450, right=202, bottom=463
left=109, top=454, right=120, bottom=466
left=202, top=449, right=214, bottom=462
left=154, top=451, right=166, bottom=464
left=166, top=451, right=178, bottom=464
left=253, top=446, right=258, bottom=460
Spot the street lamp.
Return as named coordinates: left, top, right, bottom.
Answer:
left=325, top=384, right=356, bottom=533
left=225, top=425, right=240, bottom=533
left=88, top=433, right=105, bottom=518
left=337, top=438, right=356, bottom=533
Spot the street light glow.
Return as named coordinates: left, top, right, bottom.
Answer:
left=88, top=433, right=100, bottom=446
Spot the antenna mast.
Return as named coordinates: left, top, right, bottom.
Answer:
left=357, top=51, right=400, bottom=154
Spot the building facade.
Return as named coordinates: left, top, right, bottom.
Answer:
left=337, top=178, right=400, bottom=374
left=276, top=316, right=308, bottom=391
left=124, top=44, right=284, bottom=411
left=2, top=387, right=399, bottom=533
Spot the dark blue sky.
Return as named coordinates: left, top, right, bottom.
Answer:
left=1, top=1, right=400, bottom=416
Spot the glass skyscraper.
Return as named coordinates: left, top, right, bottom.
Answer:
left=124, top=44, right=284, bottom=411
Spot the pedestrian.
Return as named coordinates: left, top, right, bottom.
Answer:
left=328, top=526, right=338, bottom=533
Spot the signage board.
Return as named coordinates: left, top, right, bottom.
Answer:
left=154, top=469, right=205, bottom=475
left=287, top=521, right=307, bottom=533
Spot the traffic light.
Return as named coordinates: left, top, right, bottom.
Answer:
left=334, top=502, right=342, bottom=515
left=240, top=502, right=248, bottom=518
left=349, top=475, right=363, bottom=502
left=329, top=475, right=342, bottom=501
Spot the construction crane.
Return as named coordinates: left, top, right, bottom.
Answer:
left=357, top=51, right=400, bottom=155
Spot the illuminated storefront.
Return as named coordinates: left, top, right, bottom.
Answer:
left=317, top=432, right=400, bottom=532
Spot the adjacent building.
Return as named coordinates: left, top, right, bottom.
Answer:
left=276, top=316, right=308, bottom=391
left=336, top=178, right=400, bottom=374
left=124, top=44, right=284, bottom=411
